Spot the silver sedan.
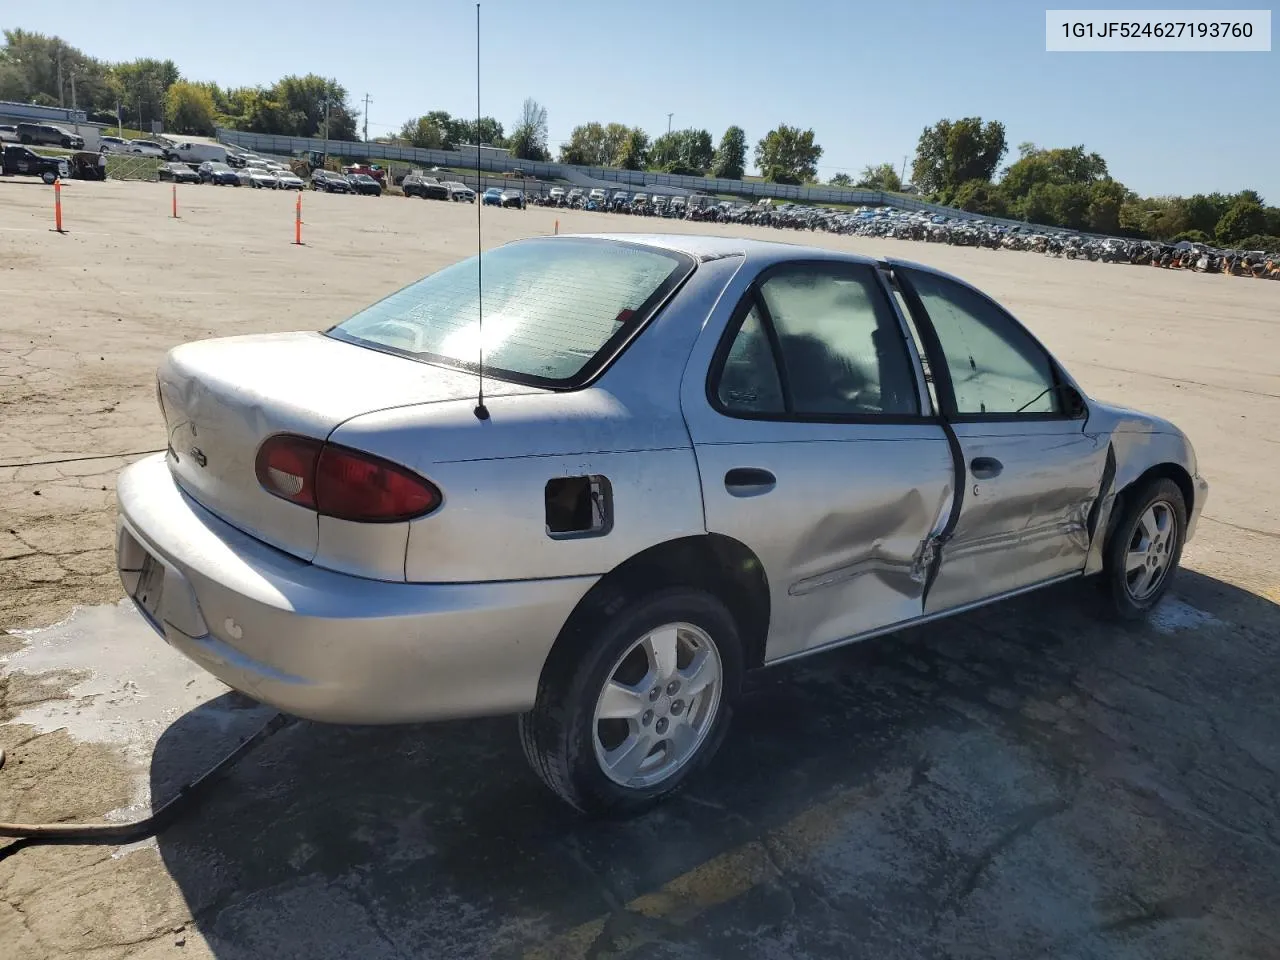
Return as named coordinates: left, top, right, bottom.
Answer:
left=116, top=234, right=1207, bottom=814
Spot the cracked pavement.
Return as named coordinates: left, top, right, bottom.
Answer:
left=1, top=181, right=1278, bottom=959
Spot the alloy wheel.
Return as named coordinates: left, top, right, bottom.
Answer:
left=592, top=622, right=723, bottom=789
left=1124, top=500, right=1177, bottom=600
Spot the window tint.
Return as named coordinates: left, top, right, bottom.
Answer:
left=759, top=266, right=919, bottom=416
left=717, top=304, right=785, bottom=414
left=906, top=271, right=1059, bottom=415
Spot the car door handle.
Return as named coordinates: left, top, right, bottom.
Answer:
left=970, top=456, right=1003, bottom=480
left=724, top=467, right=776, bottom=497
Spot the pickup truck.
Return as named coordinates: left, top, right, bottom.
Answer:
left=2, top=145, right=67, bottom=183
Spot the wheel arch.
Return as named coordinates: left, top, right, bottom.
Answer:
left=542, top=534, right=771, bottom=681
left=1107, top=460, right=1195, bottom=543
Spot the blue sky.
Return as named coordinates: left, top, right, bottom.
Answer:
left=14, top=0, right=1277, bottom=200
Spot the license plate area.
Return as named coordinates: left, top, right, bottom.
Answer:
left=135, top=551, right=166, bottom=621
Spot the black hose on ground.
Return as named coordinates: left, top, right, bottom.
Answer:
left=0, top=712, right=291, bottom=860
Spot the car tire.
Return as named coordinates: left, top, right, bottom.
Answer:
left=1101, top=477, right=1187, bottom=621
left=519, top=587, right=743, bottom=816
left=42, top=171, right=56, bottom=185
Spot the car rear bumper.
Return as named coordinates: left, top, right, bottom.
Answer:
left=116, top=455, right=596, bottom=724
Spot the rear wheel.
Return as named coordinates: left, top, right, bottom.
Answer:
left=1101, top=478, right=1187, bottom=620
left=519, top=588, right=742, bottom=815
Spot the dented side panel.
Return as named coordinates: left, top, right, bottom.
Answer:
left=924, top=420, right=1106, bottom=615
left=688, top=424, right=955, bottom=661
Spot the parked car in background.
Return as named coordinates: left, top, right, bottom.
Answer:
left=246, top=167, right=280, bottom=189
left=16, top=122, right=84, bottom=149
left=310, top=170, right=352, bottom=193
left=167, top=142, right=231, bottom=165
left=0, top=124, right=20, bottom=143
left=402, top=173, right=450, bottom=200
left=114, top=234, right=1208, bottom=816
left=158, top=161, right=201, bottom=184
left=348, top=173, right=382, bottom=196
left=128, top=139, right=167, bottom=158
left=611, top=190, right=630, bottom=211
left=548, top=186, right=565, bottom=203
left=343, top=163, right=386, bottom=186
left=1, top=144, right=67, bottom=183
left=445, top=182, right=475, bottom=203
left=275, top=169, right=306, bottom=191
left=500, top=189, right=525, bottom=209
left=198, top=161, right=242, bottom=186
left=588, top=188, right=607, bottom=206
left=98, top=135, right=130, bottom=154
left=482, top=187, right=503, bottom=206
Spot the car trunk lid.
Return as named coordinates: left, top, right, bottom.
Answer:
left=158, top=331, right=538, bottom=565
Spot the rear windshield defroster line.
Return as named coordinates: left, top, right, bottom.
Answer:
left=326, top=237, right=696, bottom=390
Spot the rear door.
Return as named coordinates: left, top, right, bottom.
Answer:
left=681, top=260, right=956, bottom=662
left=893, top=265, right=1107, bottom=614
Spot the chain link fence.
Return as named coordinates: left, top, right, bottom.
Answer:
left=105, top=154, right=161, bottom=182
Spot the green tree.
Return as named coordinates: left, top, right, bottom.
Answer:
left=754, top=124, right=823, bottom=184
left=1216, top=201, right=1268, bottom=245
left=464, top=116, right=505, bottom=146
left=649, top=128, right=714, bottom=174
left=398, top=115, right=448, bottom=149
left=560, top=121, right=608, bottom=165
left=952, top=179, right=1008, bottom=216
left=710, top=125, right=746, bottom=180
left=508, top=98, right=549, bottom=160
left=1181, top=194, right=1230, bottom=236
left=829, top=172, right=852, bottom=187
left=1172, top=230, right=1211, bottom=243
left=911, top=117, right=1006, bottom=197
left=112, top=58, right=180, bottom=128
left=1234, top=234, right=1280, bottom=252
left=0, top=30, right=118, bottom=114
left=164, top=81, right=217, bottom=135
left=1086, top=178, right=1131, bottom=234
left=615, top=128, right=650, bottom=170
left=855, top=162, right=902, bottom=192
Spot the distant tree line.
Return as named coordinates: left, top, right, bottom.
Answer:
left=0, top=29, right=359, bottom=140
left=5, top=29, right=1273, bottom=245
left=905, top=116, right=1280, bottom=246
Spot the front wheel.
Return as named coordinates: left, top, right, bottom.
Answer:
left=1101, top=478, right=1187, bottom=620
left=519, top=588, right=742, bottom=815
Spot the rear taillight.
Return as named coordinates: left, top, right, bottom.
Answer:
left=255, top=435, right=322, bottom=509
left=255, top=435, right=441, bottom=522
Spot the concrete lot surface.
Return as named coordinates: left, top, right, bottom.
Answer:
left=1, top=178, right=1278, bottom=959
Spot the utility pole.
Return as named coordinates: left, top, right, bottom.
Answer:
left=70, top=73, right=78, bottom=134
left=666, top=112, right=673, bottom=135
left=56, top=45, right=64, bottom=107
left=900, top=154, right=908, bottom=186
left=362, top=93, right=372, bottom=142
left=322, top=97, right=331, bottom=167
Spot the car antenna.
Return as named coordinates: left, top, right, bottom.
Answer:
left=472, top=1, right=490, bottom=422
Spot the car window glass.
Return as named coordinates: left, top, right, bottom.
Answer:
left=717, top=303, right=785, bottom=414
left=332, top=238, right=691, bottom=384
left=759, top=267, right=919, bottom=416
left=906, top=270, right=1059, bottom=415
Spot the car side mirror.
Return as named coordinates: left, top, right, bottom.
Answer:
left=1061, top=384, right=1087, bottom=418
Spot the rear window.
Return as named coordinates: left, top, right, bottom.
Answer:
left=328, top=238, right=694, bottom=387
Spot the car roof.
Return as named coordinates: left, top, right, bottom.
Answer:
left=560, top=233, right=881, bottom=266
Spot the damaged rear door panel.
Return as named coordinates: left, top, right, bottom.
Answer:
left=681, top=259, right=956, bottom=662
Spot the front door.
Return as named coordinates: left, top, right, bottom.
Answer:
left=894, top=266, right=1108, bottom=614
left=681, top=260, right=956, bottom=661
